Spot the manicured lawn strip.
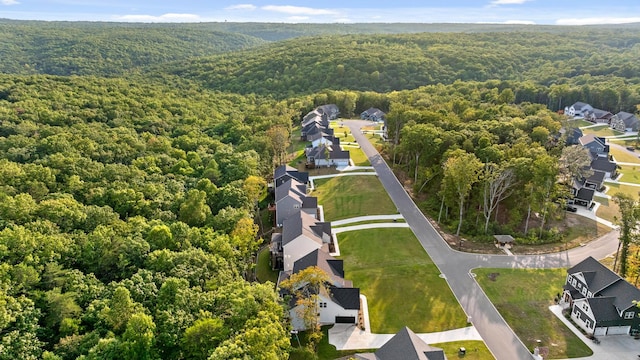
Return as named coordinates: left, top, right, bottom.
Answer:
left=313, top=176, right=397, bottom=220
left=255, top=247, right=278, bottom=284
left=581, top=125, right=623, bottom=137
left=349, top=146, right=371, bottom=166
left=604, top=182, right=640, bottom=200
left=609, top=147, right=640, bottom=164
left=339, top=228, right=468, bottom=333
left=595, top=196, right=619, bottom=223
left=432, top=340, right=495, bottom=360
left=335, top=219, right=406, bottom=227
left=618, top=165, right=640, bottom=184
left=572, top=119, right=595, bottom=127
left=473, top=268, right=592, bottom=359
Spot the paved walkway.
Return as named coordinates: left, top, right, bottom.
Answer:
left=331, top=214, right=403, bottom=226
left=308, top=171, right=377, bottom=190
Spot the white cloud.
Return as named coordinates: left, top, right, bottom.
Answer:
left=225, top=4, right=257, bottom=11
left=115, top=13, right=201, bottom=22
left=261, top=5, right=338, bottom=16
left=503, top=20, right=535, bottom=24
left=490, top=0, right=530, bottom=4
left=556, top=17, right=640, bottom=25
left=1, top=0, right=19, bottom=5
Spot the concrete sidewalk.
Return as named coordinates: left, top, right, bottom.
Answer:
left=331, top=214, right=404, bottom=226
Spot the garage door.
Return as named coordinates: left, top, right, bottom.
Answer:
left=335, top=316, right=355, bottom=324
left=607, top=326, right=630, bottom=335
left=594, top=327, right=607, bottom=336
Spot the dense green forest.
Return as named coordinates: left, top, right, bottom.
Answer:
left=1, top=20, right=640, bottom=359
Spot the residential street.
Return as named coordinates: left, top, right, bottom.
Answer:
left=345, top=120, right=622, bottom=360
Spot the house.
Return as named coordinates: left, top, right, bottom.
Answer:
left=578, top=134, right=608, bottom=158
left=610, top=111, right=640, bottom=133
left=311, top=134, right=340, bottom=149
left=584, top=108, right=614, bottom=124
left=565, top=128, right=584, bottom=146
left=301, top=121, right=331, bottom=141
left=361, top=107, right=386, bottom=122
left=287, top=285, right=360, bottom=331
left=560, top=256, right=640, bottom=336
left=582, top=170, right=605, bottom=191
left=590, top=158, right=618, bottom=179
left=565, top=102, right=594, bottom=117
left=571, top=186, right=595, bottom=208
left=305, top=125, right=335, bottom=144
left=279, top=210, right=333, bottom=272
left=306, top=144, right=350, bottom=168
left=302, top=110, right=327, bottom=128
left=355, top=327, right=447, bottom=360
left=316, top=104, right=340, bottom=120
left=281, top=249, right=361, bottom=330
left=273, top=164, right=309, bottom=188
left=274, top=178, right=318, bottom=227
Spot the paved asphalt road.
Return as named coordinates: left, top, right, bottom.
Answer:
left=346, top=120, right=621, bottom=360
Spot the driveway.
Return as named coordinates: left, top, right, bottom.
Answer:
left=345, top=120, right=622, bottom=360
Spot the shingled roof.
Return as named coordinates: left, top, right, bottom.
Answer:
left=357, top=327, right=446, bottom=360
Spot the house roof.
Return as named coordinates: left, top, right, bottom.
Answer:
left=281, top=210, right=327, bottom=247
left=275, top=178, right=307, bottom=202
left=578, top=134, right=605, bottom=147
left=616, top=111, right=640, bottom=127
left=571, top=102, right=591, bottom=110
left=588, top=108, right=613, bottom=119
left=274, top=165, right=309, bottom=185
left=590, top=158, right=617, bottom=173
left=317, top=104, right=339, bottom=118
left=568, top=257, right=621, bottom=294
left=494, top=235, right=514, bottom=243
left=329, top=286, right=360, bottom=310
left=576, top=187, right=595, bottom=202
left=598, top=279, right=640, bottom=312
left=585, top=170, right=605, bottom=185
left=369, top=327, right=446, bottom=360
left=306, top=144, right=350, bottom=161
left=585, top=297, right=621, bottom=322
left=292, top=249, right=351, bottom=287
left=274, top=164, right=297, bottom=179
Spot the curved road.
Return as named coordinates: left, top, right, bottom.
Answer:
left=346, top=120, right=620, bottom=360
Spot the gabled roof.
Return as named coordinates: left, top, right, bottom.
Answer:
left=281, top=210, right=330, bottom=247
left=568, top=257, right=621, bottom=293
left=329, top=287, right=360, bottom=310
left=585, top=297, right=621, bottom=322
left=571, top=102, right=591, bottom=110
left=307, top=144, right=349, bottom=161
left=578, top=134, right=605, bottom=147
left=274, top=165, right=309, bottom=185
left=598, top=279, right=640, bottom=312
left=588, top=108, right=613, bottom=119
left=292, top=249, right=350, bottom=287
left=275, top=178, right=307, bottom=202
left=590, top=158, right=617, bottom=173
left=274, top=164, right=297, bottom=180
left=370, top=327, right=446, bottom=360
left=584, top=170, right=605, bottom=185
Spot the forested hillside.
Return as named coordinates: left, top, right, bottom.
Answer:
left=0, top=74, right=307, bottom=359
left=0, top=20, right=266, bottom=76
left=165, top=30, right=640, bottom=101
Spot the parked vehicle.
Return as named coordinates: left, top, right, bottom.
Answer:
left=566, top=205, right=578, bottom=212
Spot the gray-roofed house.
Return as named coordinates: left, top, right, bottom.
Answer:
left=584, top=108, right=614, bottom=124
left=274, top=178, right=318, bottom=227
left=292, top=249, right=352, bottom=288
left=565, top=128, right=584, bottom=146
left=611, top=111, right=640, bottom=133
left=355, top=327, right=447, bottom=360
left=287, top=284, right=360, bottom=331
left=565, top=102, right=594, bottom=117
left=578, top=134, right=608, bottom=158
left=306, top=144, right=350, bottom=168
left=273, top=164, right=309, bottom=188
left=590, top=158, right=618, bottom=179
left=316, top=104, right=340, bottom=120
left=560, top=256, right=640, bottom=336
left=280, top=210, right=332, bottom=272
left=361, top=107, right=386, bottom=122
left=572, top=187, right=595, bottom=208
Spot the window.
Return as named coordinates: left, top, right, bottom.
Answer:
left=582, top=303, right=589, bottom=311
left=587, top=291, right=592, bottom=298
left=567, top=275, right=572, bottom=284
left=625, top=312, right=635, bottom=319
left=585, top=320, right=591, bottom=328
left=572, top=279, right=577, bottom=287
left=581, top=287, right=587, bottom=296
left=319, top=302, right=327, bottom=308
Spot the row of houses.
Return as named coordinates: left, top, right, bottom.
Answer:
left=568, top=133, right=618, bottom=208
left=301, top=104, right=351, bottom=168
left=565, top=101, right=640, bottom=132
left=561, top=256, right=640, bottom=336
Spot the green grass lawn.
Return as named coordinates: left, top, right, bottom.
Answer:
left=339, top=228, right=468, bottom=333
left=473, top=268, right=592, bottom=359
left=581, top=125, right=623, bottom=137
left=433, top=340, right=495, bottom=360
left=604, top=182, right=640, bottom=199
left=312, top=175, right=397, bottom=220
left=572, top=119, right=594, bottom=127
left=348, top=146, right=371, bottom=166
left=618, top=165, right=640, bottom=184
left=609, top=147, right=640, bottom=164
left=255, top=247, right=279, bottom=284
left=595, top=196, right=618, bottom=223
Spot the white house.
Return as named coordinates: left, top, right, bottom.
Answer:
left=565, top=102, right=593, bottom=117
left=288, top=286, right=360, bottom=331
left=306, top=144, right=350, bottom=168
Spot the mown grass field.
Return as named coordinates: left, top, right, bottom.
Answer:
left=312, top=175, right=397, bottom=220
left=474, top=268, right=592, bottom=359
left=338, top=228, right=468, bottom=333
left=609, top=146, right=640, bottom=164
left=581, top=125, right=623, bottom=137
left=617, top=165, right=640, bottom=184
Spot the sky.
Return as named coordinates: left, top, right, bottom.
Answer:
left=2, top=0, right=640, bottom=25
